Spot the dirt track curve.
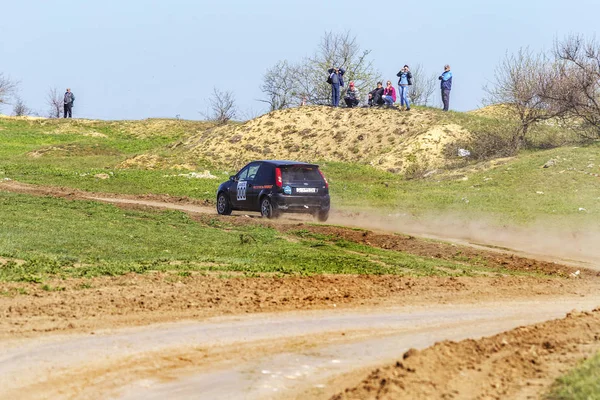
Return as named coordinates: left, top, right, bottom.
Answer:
left=1, top=180, right=600, bottom=399
left=2, top=299, right=599, bottom=400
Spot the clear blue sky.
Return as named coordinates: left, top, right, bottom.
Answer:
left=2, top=0, right=599, bottom=120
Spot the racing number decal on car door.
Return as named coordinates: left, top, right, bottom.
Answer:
left=237, top=181, right=247, bottom=201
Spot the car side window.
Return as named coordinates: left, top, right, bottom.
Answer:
left=237, top=163, right=260, bottom=181
left=237, top=166, right=250, bottom=181
left=246, top=164, right=260, bottom=181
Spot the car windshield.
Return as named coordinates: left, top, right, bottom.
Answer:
left=280, top=165, right=322, bottom=182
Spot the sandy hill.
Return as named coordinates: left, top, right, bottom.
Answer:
left=467, top=104, right=517, bottom=119
left=129, top=106, right=474, bottom=173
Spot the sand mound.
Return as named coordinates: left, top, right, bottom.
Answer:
left=171, top=106, right=471, bottom=173
left=468, top=104, right=517, bottom=119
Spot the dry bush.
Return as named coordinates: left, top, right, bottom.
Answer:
left=484, top=48, right=570, bottom=149
left=444, top=129, right=518, bottom=162
left=204, top=88, right=236, bottom=125
left=0, top=74, right=17, bottom=106
left=408, top=64, right=437, bottom=106
left=551, top=35, right=600, bottom=139
left=12, top=97, right=30, bottom=116
left=46, top=87, right=62, bottom=118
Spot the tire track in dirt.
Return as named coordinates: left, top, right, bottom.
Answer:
left=2, top=180, right=599, bottom=399
left=1, top=298, right=599, bottom=400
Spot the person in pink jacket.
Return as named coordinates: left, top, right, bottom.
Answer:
left=382, top=80, right=396, bottom=107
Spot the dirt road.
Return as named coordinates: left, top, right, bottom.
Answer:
left=1, top=181, right=600, bottom=399
left=1, top=298, right=599, bottom=400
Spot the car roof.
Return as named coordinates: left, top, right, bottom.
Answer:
left=256, top=160, right=319, bottom=167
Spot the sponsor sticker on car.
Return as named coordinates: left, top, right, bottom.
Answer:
left=296, top=187, right=317, bottom=193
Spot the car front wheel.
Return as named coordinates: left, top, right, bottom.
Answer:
left=217, top=192, right=232, bottom=215
left=260, top=197, right=279, bottom=219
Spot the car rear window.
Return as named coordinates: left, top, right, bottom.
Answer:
left=281, top=165, right=322, bottom=182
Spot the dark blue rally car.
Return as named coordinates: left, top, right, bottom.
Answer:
left=216, top=160, right=330, bottom=221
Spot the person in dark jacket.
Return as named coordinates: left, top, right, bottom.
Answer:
left=327, top=67, right=345, bottom=107
left=343, top=81, right=360, bottom=108
left=439, top=65, right=452, bottom=111
left=63, top=88, right=75, bottom=118
left=368, top=82, right=384, bottom=107
left=396, top=65, right=412, bottom=111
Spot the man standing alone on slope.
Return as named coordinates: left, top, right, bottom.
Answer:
left=439, top=65, right=452, bottom=111
left=327, top=67, right=345, bottom=107
left=64, top=88, right=75, bottom=118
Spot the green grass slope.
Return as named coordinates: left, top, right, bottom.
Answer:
left=0, top=112, right=598, bottom=228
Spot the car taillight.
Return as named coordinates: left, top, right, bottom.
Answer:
left=275, top=167, right=282, bottom=188
left=318, top=170, right=329, bottom=189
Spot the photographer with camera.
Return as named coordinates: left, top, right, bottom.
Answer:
left=327, top=66, right=345, bottom=107
left=396, top=65, right=413, bottom=111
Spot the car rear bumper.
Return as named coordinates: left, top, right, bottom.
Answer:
left=272, top=193, right=330, bottom=213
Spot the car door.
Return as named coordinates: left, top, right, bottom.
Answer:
left=246, top=163, right=272, bottom=210
left=231, top=163, right=260, bottom=210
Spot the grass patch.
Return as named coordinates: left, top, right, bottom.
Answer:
left=545, top=352, right=600, bottom=400
left=0, top=192, right=501, bottom=282
left=1, top=115, right=598, bottom=228
left=319, top=141, right=600, bottom=226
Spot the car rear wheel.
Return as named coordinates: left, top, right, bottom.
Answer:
left=316, top=210, right=329, bottom=222
left=217, top=192, right=232, bottom=215
left=260, top=197, right=279, bottom=219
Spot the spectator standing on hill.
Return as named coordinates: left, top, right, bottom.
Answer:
left=381, top=81, right=396, bottom=107
left=327, top=67, right=345, bottom=107
left=368, top=82, right=385, bottom=107
left=344, top=81, right=360, bottom=108
left=64, top=88, right=75, bottom=118
left=396, top=65, right=412, bottom=111
left=439, top=65, right=452, bottom=111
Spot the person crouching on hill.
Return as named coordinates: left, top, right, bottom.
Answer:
left=368, top=82, right=385, bottom=107
left=382, top=81, right=396, bottom=107
left=344, top=81, right=360, bottom=108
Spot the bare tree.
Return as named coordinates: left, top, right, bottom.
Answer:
left=308, top=31, right=380, bottom=105
left=551, top=35, right=600, bottom=138
left=12, top=97, right=30, bottom=116
left=46, top=87, right=63, bottom=118
left=407, top=64, right=437, bottom=106
left=261, top=31, right=380, bottom=108
left=205, top=87, right=236, bottom=124
left=259, top=60, right=298, bottom=111
left=0, top=74, right=18, bottom=108
left=484, top=48, right=568, bottom=148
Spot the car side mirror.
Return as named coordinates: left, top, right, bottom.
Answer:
left=229, top=175, right=236, bottom=181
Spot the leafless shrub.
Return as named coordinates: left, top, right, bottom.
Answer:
left=12, top=97, right=31, bottom=116
left=444, top=128, right=519, bottom=163
left=551, top=35, right=600, bottom=139
left=260, top=60, right=297, bottom=111
left=204, top=87, right=236, bottom=125
left=484, top=48, right=569, bottom=149
left=46, top=87, right=63, bottom=118
left=408, top=64, right=437, bottom=106
left=0, top=74, right=18, bottom=106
